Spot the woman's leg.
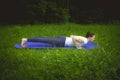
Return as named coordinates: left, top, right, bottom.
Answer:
left=21, top=37, right=46, bottom=47
left=21, top=36, right=66, bottom=47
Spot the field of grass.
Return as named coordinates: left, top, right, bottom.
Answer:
left=0, top=23, right=120, bottom=80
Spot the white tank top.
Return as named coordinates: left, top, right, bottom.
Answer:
left=65, top=37, right=74, bottom=47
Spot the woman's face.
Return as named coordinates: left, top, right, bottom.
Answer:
left=88, top=35, right=95, bottom=41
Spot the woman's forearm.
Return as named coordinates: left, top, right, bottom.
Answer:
left=70, top=35, right=84, bottom=43
left=71, top=36, right=79, bottom=48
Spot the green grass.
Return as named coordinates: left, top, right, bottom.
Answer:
left=0, top=23, right=120, bottom=80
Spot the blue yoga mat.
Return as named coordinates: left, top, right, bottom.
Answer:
left=83, top=41, right=98, bottom=50
left=15, top=41, right=98, bottom=50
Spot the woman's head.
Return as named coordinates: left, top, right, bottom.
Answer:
left=86, top=32, right=95, bottom=41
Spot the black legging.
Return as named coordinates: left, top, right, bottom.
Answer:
left=27, top=36, right=66, bottom=47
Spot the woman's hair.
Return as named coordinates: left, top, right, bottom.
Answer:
left=86, top=32, right=95, bottom=38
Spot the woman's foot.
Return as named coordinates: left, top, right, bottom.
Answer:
left=21, top=38, right=27, bottom=47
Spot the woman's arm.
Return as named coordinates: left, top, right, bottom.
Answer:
left=70, top=35, right=84, bottom=49
left=70, top=35, right=84, bottom=43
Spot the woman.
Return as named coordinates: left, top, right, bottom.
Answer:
left=21, top=32, right=95, bottom=49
